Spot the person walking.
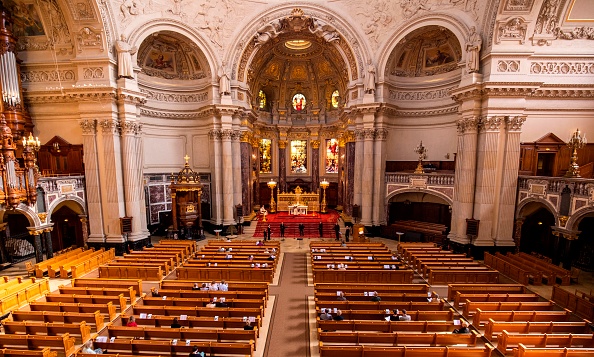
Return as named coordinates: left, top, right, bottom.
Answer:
left=334, top=223, right=340, bottom=241
left=280, top=222, right=285, bottom=238
left=345, top=226, right=350, bottom=242
left=318, top=222, right=323, bottom=238
left=267, top=224, right=272, bottom=241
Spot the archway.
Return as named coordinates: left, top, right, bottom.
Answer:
left=519, top=206, right=557, bottom=263
left=3, top=211, right=35, bottom=263
left=49, top=200, right=86, bottom=251
left=572, top=214, right=594, bottom=272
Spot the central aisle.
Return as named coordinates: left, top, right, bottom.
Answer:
left=265, top=252, right=314, bottom=356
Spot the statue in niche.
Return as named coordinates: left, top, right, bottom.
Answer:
left=218, top=61, right=231, bottom=96
left=116, top=34, right=137, bottom=79
left=465, top=27, right=482, bottom=73
left=364, top=60, right=376, bottom=94
left=254, top=19, right=282, bottom=46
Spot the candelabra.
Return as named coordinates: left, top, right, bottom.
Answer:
left=320, top=179, right=329, bottom=213
left=21, top=132, right=41, bottom=206
left=414, top=140, right=428, bottom=174
left=267, top=180, right=277, bottom=213
left=565, top=128, right=587, bottom=178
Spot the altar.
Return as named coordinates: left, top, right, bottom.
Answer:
left=277, top=186, right=320, bottom=213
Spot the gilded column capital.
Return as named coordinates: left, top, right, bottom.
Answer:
left=240, top=131, right=252, bottom=143
left=278, top=140, right=287, bottom=149
left=311, top=140, right=320, bottom=149
left=79, top=119, right=97, bottom=135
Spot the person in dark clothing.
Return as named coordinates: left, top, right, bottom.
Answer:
left=318, top=222, right=323, bottom=237
left=299, top=223, right=305, bottom=237
left=334, top=223, right=340, bottom=241
left=243, top=321, right=254, bottom=330
left=370, top=292, right=381, bottom=302
left=453, top=320, right=470, bottom=333
left=171, top=317, right=182, bottom=328
left=345, top=227, right=350, bottom=242
left=280, top=222, right=285, bottom=238
left=215, top=300, right=228, bottom=308
left=263, top=229, right=268, bottom=241
left=267, top=225, right=271, bottom=241
left=333, top=309, right=344, bottom=321
left=189, top=346, right=205, bottom=357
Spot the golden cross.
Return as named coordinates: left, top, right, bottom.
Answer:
left=184, top=154, right=190, bottom=164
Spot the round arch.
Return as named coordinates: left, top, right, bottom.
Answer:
left=566, top=206, right=594, bottom=232
left=126, top=19, right=218, bottom=82
left=385, top=188, right=453, bottom=206
left=227, top=5, right=369, bottom=86
left=516, top=198, right=558, bottom=222
left=377, top=12, right=477, bottom=80
left=46, top=196, right=86, bottom=224
left=0, top=204, right=44, bottom=227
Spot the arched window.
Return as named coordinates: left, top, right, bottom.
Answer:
left=258, top=90, right=266, bottom=109
left=292, top=93, right=306, bottom=111
left=259, top=139, right=272, bottom=173
left=331, top=90, right=340, bottom=108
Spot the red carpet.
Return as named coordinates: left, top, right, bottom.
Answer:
left=252, top=211, right=340, bottom=239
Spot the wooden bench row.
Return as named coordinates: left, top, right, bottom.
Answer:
left=3, top=321, right=91, bottom=344
left=156, top=239, right=197, bottom=254
left=0, top=333, right=75, bottom=357
left=58, top=285, right=136, bottom=301
left=447, top=283, right=527, bottom=302
left=152, top=288, right=266, bottom=301
left=484, top=252, right=540, bottom=285
left=29, top=301, right=117, bottom=322
left=484, top=319, right=592, bottom=339
left=512, top=343, right=594, bottom=357
left=313, top=309, right=454, bottom=321
left=105, top=326, right=257, bottom=346
left=317, top=320, right=458, bottom=333
left=44, top=293, right=127, bottom=312
left=0, top=348, right=57, bottom=357
left=121, top=314, right=262, bottom=331
left=88, top=339, right=254, bottom=357
left=497, top=330, right=594, bottom=353
left=318, top=345, right=495, bottom=357
left=11, top=310, right=105, bottom=330
left=315, top=292, right=434, bottom=302
left=68, top=248, right=115, bottom=279
left=516, top=252, right=571, bottom=285
left=318, top=330, right=479, bottom=347
left=454, top=292, right=540, bottom=309
left=316, top=301, right=444, bottom=312
left=98, top=266, right=163, bottom=281
left=141, top=296, right=265, bottom=310
left=131, top=305, right=262, bottom=319
left=0, top=277, right=50, bottom=314
left=473, top=308, right=572, bottom=325
left=314, top=283, right=429, bottom=295
left=312, top=269, right=414, bottom=284
left=463, top=300, right=555, bottom=317
left=428, top=269, right=499, bottom=285
left=34, top=247, right=84, bottom=277
left=160, top=280, right=268, bottom=294
left=176, top=267, right=274, bottom=283
left=552, top=285, right=594, bottom=321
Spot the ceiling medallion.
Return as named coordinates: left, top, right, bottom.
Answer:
left=285, top=40, right=312, bottom=50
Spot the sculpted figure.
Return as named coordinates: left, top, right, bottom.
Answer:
left=218, top=62, right=231, bottom=96
left=116, top=34, right=137, bottom=79
left=310, top=19, right=340, bottom=42
left=254, top=19, right=282, bottom=46
left=465, top=27, right=482, bottom=73
left=364, top=60, right=376, bottom=94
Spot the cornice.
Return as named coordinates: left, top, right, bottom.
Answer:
left=395, top=105, right=459, bottom=117
left=141, top=105, right=218, bottom=119
left=25, top=90, right=116, bottom=104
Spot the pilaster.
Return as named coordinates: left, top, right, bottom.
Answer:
left=79, top=119, right=105, bottom=243
left=353, top=130, right=364, bottom=210
left=209, top=129, right=223, bottom=225
left=231, top=129, right=242, bottom=210
left=311, top=140, right=320, bottom=190
left=278, top=140, right=287, bottom=193
left=345, top=141, right=355, bottom=215
left=240, top=133, right=252, bottom=216
left=373, top=129, right=388, bottom=226
left=221, top=129, right=235, bottom=226
left=361, top=128, right=375, bottom=226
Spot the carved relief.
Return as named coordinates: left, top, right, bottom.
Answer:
left=555, top=27, right=594, bottom=40
left=497, top=60, right=520, bottom=72
left=141, top=89, right=208, bottom=103
left=503, top=0, right=534, bottom=12
left=120, top=0, right=140, bottom=21
left=83, top=67, right=104, bottom=79
left=505, top=116, right=526, bottom=131
left=121, top=121, right=142, bottom=135
left=389, top=86, right=456, bottom=101
left=530, top=62, right=594, bottom=75
left=77, top=27, right=103, bottom=53
left=208, top=129, right=223, bottom=140
left=99, top=119, right=120, bottom=135
left=496, top=17, right=528, bottom=44
left=43, top=0, right=73, bottom=46
left=456, top=116, right=480, bottom=134
left=67, top=0, right=96, bottom=20
left=534, top=0, right=560, bottom=35
left=528, top=182, right=547, bottom=197
left=21, top=70, right=76, bottom=83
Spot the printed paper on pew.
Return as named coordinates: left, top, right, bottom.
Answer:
left=364, top=292, right=368, bottom=296
left=249, top=316, right=256, bottom=323
left=162, top=296, right=167, bottom=300
left=185, top=340, right=191, bottom=346
left=214, top=316, right=219, bottom=321
left=333, top=308, right=337, bottom=313
left=172, top=339, right=178, bottom=345
left=180, top=315, right=187, bottom=321
left=96, top=336, right=108, bottom=343
left=110, top=337, right=115, bottom=343
left=385, top=316, right=390, bottom=321
left=220, top=297, right=226, bottom=302
left=139, top=313, right=147, bottom=319
left=454, top=319, right=461, bottom=325
left=147, top=314, right=152, bottom=318
left=336, top=291, right=342, bottom=296
left=385, top=309, right=390, bottom=314
left=243, top=316, right=247, bottom=322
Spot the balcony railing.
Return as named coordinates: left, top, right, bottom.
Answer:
left=518, top=175, right=593, bottom=197
left=385, top=172, right=455, bottom=186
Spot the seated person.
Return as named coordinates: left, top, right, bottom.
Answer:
left=151, top=288, right=160, bottom=297
left=336, top=292, right=347, bottom=301
left=453, top=320, right=470, bottom=333
left=215, top=299, right=228, bottom=308
left=256, top=240, right=264, bottom=246
left=259, top=206, right=268, bottom=217
left=389, top=309, right=400, bottom=321
left=391, top=254, right=400, bottom=261
left=210, top=281, right=219, bottom=291
left=391, top=264, right=399, bottom=270
left=243, top=320, right=255, bottom=330
left=219, top=280, right=229, bottom=291
left=189, top=346, right=205, bottom=357
left=81, top=340, right=104, bottom=354
left=200, top=283, right=209, bottom=291
left=332, top=309, right=344, bottom=321
left=205, top=299, right=216, bottom=308
left=319, top=308, right=332, bottom=321
left=126, top=316, right=138, bottom=327
left=192, top=282, right=200, bottom=290
left=370, top=292, right=381, bottom=302
left=218, top=247, right=225, bottom=252
left=170, top=317, right=182, bottom=328
left=399, top=309, right=411, bottom=321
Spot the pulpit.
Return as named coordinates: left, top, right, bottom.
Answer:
left=170, top=155, right=203, bottom=239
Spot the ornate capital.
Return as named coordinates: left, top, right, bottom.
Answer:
left=221, top=129, right=234, bottom=140
left=456, top=116, right=480, bottom=134
left=240, top=131, right=252, bottom=143
left=99, top=119, right=120, bottom=135
left=231, top=130, right=242, bottom=141
left=121, top=121, right=142, bottom=135
left=354, top=130, right=365, bottom=141
left=79, top=119, right=97, bottom=134
left=375, top=128, right=388, bottom=141
left=278, top=140, right=287, bottom=149
left=208, top=129, right=222, bottom=140
left=506, top=115, right=526, bottom=132
left=363, top=129, right=376, bottom=140
left=311, top=140, right=320, bottom=149
left=480, top=116, right=504, bottom=132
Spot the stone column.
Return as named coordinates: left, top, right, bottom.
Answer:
left=29, top=230, right=43, bottom=263
left=337, top=138, right=345, bottom=208
left=311, top=140, right=320, bottom=190
left=353, top=130, right=364, bottom=209
left=252, top=139, right=260, bottom=208
left=79, top=119, right=105, bottom=243
left=473, top=116, right=504, bottom=246
left=79, top=215, right=89, bottom=247
left=231, top=129, right=242, bottom=209
left=278, top=140, right=287, bottom=193
left=448, top=116, right=480, bottom=245
left=372, top=129, right=388, bottom=226
left=240, top=135, right=252, bottom=216
left=0, top=223, right=9, bottom=264
left=361, top=129, right=375, bottom=226
left=43, top=228, right=53, bottom=259
left=345, top=141, right=355, bottom=215
left=98, top=119, right=126, bottom=244
left=209, top=130, right=223, bottom=225
left=221, top=129, right=235, bottom=226
left=495, top=116, right=526, bottom=246
left=513, top=218, right=524, bottom=253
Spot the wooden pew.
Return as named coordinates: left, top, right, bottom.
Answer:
left=28, top=301, right=117, bottom=322
left=0, top=333, right=75, bottom=357
left=0, top=277, right=50, bottom=314
left=125, top=252, right=181, bottom=266
left=484, top=318, right=592, bottom=339
left=318, top=330, right=479, bottom=346
left=512, top=343, right=594, bottom=357
left=322, top=309, right=454, bottom=321
left=11, top=310, right=105, bottom=331
left=121, top=314, right=262, bottom=332
left=497, top=330, right=594, bottom=352
left=315, top=292, right=432, bottom=302
left=141, top=296, right=264, bottom=310
left=44, top=293, right=127, bottom=312
left=176, top=267, right=274, bottom=283
left=131, top=305, right=262, bottom=320
left=153, top=288, right=266, bottom=301
left=314, top=283, right=429, bottom=295
left=312, top=269, right=414, bottom=284
left=69, top=249, right=115, bottom=278
left=454, top=293, right=540, bottom=309
left=57, top=249, right=104, bottom=278
left=160, top=281, right=268, bottom=294
left=484, top=252, right=533, bottom=285
left=71, top=278, right=142, bottom=297
left=98, top=266, right=163, bottom=281
left=473, top=308, right=572, bottom=326
left=463, top=300, right=555, bottom=317
left=0, top=347, right=57, bottom=357
left=318, top=344, right=495, bottom=357
left=156, top=240, right=197, bottom=254
left=106, top=326, right=257, bottom=346
left=428, top=269, right=499, bottom=285
left=315, top=300, right=444, bottom=312
left=58, top=285, right=136, bottom=301
left=516, top=252, right=571, bottom=285
left=3, top=321, right=91, bottom=344
left=552, top=285, right=594, bottom=322
left=447, top=284, right=527, bottom=301
left=317, top=320, right=457, bottom=333
left=35, top=248, right=88, bottom=278
left=91, top=339, right=254, bottom=357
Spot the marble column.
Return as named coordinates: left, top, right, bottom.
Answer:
left=353, top=130, right=364, bottom=209
left=337, top=139, right=345, bottom=208
left=0, top=224, right=9, bottom=264
left=240, top=136, right=251, bottom=216
left=252, top=140, right=260, bottom=208
left=448, top=116, right=480, bottom=245
left=231, top=130, right=242, bottom=210
left=209, top=130, right=223, bottom=225
left=311, top=140, right=320, bottom=190
left=79, top=119, right=105, bottom=243
left=513, top=218, right=524, bottom=253
left=278, top=140, right=287, bottom=193
left=345, top=141, right=355, bottom=216
left=495, top=116, right=526, bottom=246
left=473, top=116, right=504, bottom=246
left=79, top=215, right=89, bottom=247
left=221, top=129, right=235, bottom=225
left=43, top=228, right=53, bottom=259
left=98, top=119, right=126, bottom=244
left=361, top=129, right=375, bottom=226
left=30, top=231, right=43, bottom=263
left=372, top=129, right=388, bottom=226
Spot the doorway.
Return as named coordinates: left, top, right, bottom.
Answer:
left=536, top=152, right=556, bottom=176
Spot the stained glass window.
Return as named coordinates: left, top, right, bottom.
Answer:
left=290, top=140, right=307, bottom=174
left=292, top=93, right=306, bottom=111
left=326, top=138, right=339, bottom=173
left=331, top=90, right=340, bottom=108
left=258, top=90, right=266, bottom=109
left=259, top=139, right=272, bottom=173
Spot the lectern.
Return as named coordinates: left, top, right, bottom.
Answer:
left=170, top=155, right=203, bottom=239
